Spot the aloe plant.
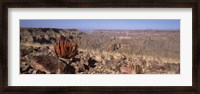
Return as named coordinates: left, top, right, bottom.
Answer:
left=54, top=35, right=79, bottom=74
left=54, top=35, right=78, bottom=60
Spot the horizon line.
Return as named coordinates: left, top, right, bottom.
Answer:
left=20, top=27, right=180, bottom=31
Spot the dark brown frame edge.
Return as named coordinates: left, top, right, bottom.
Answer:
left=1, top=0, right=199, bottom=94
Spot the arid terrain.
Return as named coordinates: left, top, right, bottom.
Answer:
left=20, top=28, right=180, bottom=74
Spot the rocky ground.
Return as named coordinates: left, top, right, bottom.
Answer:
left=20, top=44, right=180, bottom=74
left=20, top=28, right=180, bottom=74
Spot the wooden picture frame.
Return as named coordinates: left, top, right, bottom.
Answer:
left=1, top=0, right=199, bottom=94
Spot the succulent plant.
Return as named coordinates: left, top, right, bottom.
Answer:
left=54, top=35, right=78, bottom=60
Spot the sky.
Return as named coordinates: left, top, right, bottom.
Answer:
left=20, top=20, right=180, bottom=32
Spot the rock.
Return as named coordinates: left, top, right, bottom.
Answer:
left=88, top=58, right=97, bottom=68
left=33, top=47, right=41, bottom=52
left=168, top=63, right=180, bottom=73
left=76, top=61, right=85, bottom=72
left=95, top=55, right=102, bottom=61
left=20, top=65, right=34, bottom=74
left=28, top=69, right=34, bottom=73
left=120, top=64, right=136, bottom=74
left=36, top=70, right=46, bottom=74
left=20, top=63, right=28, bottom=71
left=32, top=70, right=37, bottom=74
left=71, top=58, right=81, bottom=63
left=20, top=46, right=34, bottom=57
left=102, top=60, right=107, bottom=65
left=106, top=60, right=113, bottom=67
left=121, top=55, right=127, bottom=60
left=135, top=65, right=143, bottom=74
left=64, top=63, right=76, bottom=74
left=164, top=63, right=180, bottom=73
left=31, top=55, right=61, bottom=74
left=119, top=64, right=143, bottom=74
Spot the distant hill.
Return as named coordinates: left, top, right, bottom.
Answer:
left=20, top=28, right=85, bottom=44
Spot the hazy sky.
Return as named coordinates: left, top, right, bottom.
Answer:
left=20, top=20, right=180, bottom=32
